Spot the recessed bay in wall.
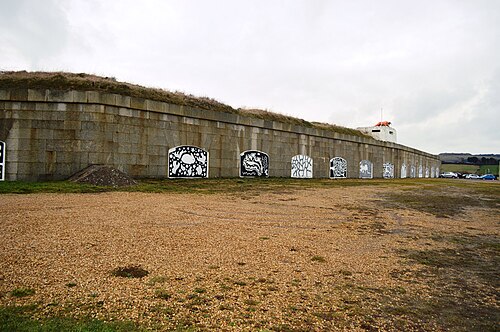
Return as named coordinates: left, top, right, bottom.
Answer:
left=0, top=141, right=5, bottom=181
left=359, top=160, right=373, bottom=179
left=291, top=155, right=313, bottom=178
left=168, top=145, right=209, bottom=178
left=330, top=157, right=347, bottom=179
left=383, top=162, right=394, bottom=179
left=240, top=150, right=269, bottom=177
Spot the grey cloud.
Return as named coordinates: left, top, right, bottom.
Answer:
left=0, top=0, right=70, bottom=68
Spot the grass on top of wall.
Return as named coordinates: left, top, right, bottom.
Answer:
left=0, top=71, right=369, bottom=138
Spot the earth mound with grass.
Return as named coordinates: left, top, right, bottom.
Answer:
left=0, top=71, right=369, bottom=138
left=68, top=165, right=137, bottom=187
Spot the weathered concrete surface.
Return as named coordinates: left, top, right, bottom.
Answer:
left=0, top=89, right=440, bottom=181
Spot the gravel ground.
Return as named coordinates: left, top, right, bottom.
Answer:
left=0, top=185, right=498, bottom=331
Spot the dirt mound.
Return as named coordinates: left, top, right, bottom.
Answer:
left=68, top=165, right=137, bottom=187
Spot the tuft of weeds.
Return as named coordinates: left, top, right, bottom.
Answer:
left=193, top=288, right=206, bottom=294
left=243, top=299, right=260, bottom=306
left=154, top=289, right=172, bottom=301
left=147, top=276, right=167, bottom=286
left=111, top=265, right=149, bottom=278
left=65, top=281, right=77, bottom=288
left=311, top=255, right=326, bottom=263
left=219, top=304, right=233, bottom=311
left=11, top=287, right=35, bottom=297
left=339, top=270, right=353, bottom=276
left=312, top=310, right=340, bottom=321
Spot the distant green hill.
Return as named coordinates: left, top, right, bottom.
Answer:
left=439, top=153, right=500, bottom=165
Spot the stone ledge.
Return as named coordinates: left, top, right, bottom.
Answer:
left=0, top=88, right=439, bottom=159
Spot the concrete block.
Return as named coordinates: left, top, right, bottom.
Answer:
left=119, top=107, right=133, bottom=117
left=115, top=95, right=131, bottom=108
left=10, top=89, right=28, bottom=101
left=72, top=90, right=87, bottom=103
left=47, top=90, right=73, bottom=102
left=100, top=93, right=117, bottom=105
left=28, top=89, right=47, bottom=101
left=149, top=112, right=160, bottom=121
left=146, top=100, right=163, bottom=112
left=184, top=107, right=202, bottom=119
left=131, top=97, right=146, bottom=109
left=0, top=90, right=11, bottom=101
left=86, top=91, right=100, bottom=103
left=168, top=103, right=184, bottom=116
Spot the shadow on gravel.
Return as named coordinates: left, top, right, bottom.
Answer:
left=391, top=234, right=500, bottom=332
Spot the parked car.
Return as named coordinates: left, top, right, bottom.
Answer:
left=465, top=174, right=481, bottom=179
left=440, top=172, right=458, bottom=178
left=480, top=174, right=496, bottom=180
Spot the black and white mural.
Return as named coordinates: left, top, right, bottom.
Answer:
left=240, top=150, right=269, bottom=177
left=410, top=165, right=416, bottom=178
left=401, top=163, right=407, bottom=178
left=330, top=157, right=347, bottom=179
left=383, top=162, right=394, bottom=179
left=291, top=155, right=313, bottom=178
left=359, top=160, right=373, bottom=179
left=168, top=145, right=209, bottom=178
left=418, top=165, right=423, bottom=178
left=0, top=141, right=5, bottom=181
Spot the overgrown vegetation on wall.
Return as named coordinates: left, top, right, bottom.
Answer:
left=0, top=71, right=369, bottom=138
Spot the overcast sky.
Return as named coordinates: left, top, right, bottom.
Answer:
left=1, top=0, right=499, bottom=154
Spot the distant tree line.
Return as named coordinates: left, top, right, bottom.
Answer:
left=466, top=156, right=499, bottom=165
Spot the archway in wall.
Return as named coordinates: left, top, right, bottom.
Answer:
left=0, top=141, right=5, bottom=181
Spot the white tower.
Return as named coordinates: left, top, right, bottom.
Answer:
left=357, top=121, right=397, bottom=143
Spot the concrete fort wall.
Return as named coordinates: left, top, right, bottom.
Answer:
left=0, top=88, right=440, bottom=181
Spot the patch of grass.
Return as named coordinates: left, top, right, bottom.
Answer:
left=111, top=265, right=149, bottom=278
left=0, top=305, right=142, bottom=331
left=147, top=276, right=167, bottom=286
left=269, top=324, right=307, bottom=332
left=65, top=281, right=77, bottom=288
left=193, top=288, right=206, bottom=294
left=389, top=233, right=500, bottom=331
left=233, top=280, right=247, bottom=286
left=441, top=164, right=480, bottom=173
left=383, top=185, right=500, bottom=218
left=185, top=294, right=210, bottom=308
left=150, top=305, right=174, bottom=316
left=0, top=181, right=111, bottom=194
left=219, top=304, right=233, bottom=311
left=479, top=164, right=499, bottom=176
left=154, top=289, right=172, bottom=301
left=10, top=287, right=35, bottom=298
left=312, top=310, right=340, bottom=321
left=311, top=255, right=326, bottom=263
left=0, top=178, right=445, bottom=196
left=243, top=299, right=260, bottom=306
left=339, top=270, right=353, bottom=276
